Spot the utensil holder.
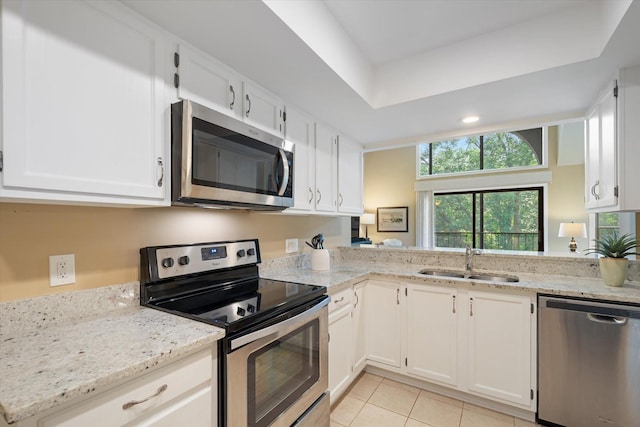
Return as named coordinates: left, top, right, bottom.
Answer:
left=311, top=249, right=330, bottom=271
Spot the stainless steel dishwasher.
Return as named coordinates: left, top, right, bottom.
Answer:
left=538, top=295, right=640, bottom=427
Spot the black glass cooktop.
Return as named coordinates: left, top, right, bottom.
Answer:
left=151, top=278, right=326, bottom=333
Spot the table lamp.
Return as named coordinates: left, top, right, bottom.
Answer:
left=360, top=213, right=375, bottom=239
left=558, top=222, right=587, bottom=252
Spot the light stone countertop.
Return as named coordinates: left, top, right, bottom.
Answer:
left=0, top=288, right=224, bottom=424
left=2, top=251, right=639, bottom=425
left=261, top=260, right=640, bottom=304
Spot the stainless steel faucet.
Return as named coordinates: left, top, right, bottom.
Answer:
left=465, top=245, right=481, bottom=271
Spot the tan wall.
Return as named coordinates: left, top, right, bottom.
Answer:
left=363, top=146, right=417, bottom=246
left=546, top=126, right=590, bottom=253
left=362, top=127, right=590, bottom=252
left=0, top=203, right=349, bottom=302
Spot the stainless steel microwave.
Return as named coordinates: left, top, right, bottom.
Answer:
left=171, top=100, right=294, bottom=210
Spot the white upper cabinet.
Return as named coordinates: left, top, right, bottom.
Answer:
left=337, top=135, right=364, bottom=214
left=175, top=43, right=241, bottom=118
left=585, top=80, right=618, bottom=210
left=242, top=82, right=285, bottom=137
left=1, top=0, right=169, bottom=206
left=585, top=65, right=640, bottom=212
left=285, top=106, right=315, bottom=211
left=313, top=122, right=338, bottom=213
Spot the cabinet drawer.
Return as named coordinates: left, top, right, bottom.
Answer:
left=40, top=350, right=212, bottom=427
left=328, top=287, right=353, bottom=314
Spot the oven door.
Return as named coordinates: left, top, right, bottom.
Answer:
left=226, top=297, right=329, bottom=427
left=172, top=100, right=294, bottom=210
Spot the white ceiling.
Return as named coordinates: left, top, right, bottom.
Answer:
left=323, top=0, right=586, bottom=66
left=122, top=0, right=640, bottom=150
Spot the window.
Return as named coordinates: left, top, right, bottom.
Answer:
left=434, top=187, right=543, bottom=251
left=418, top=128, right=543, bottom=177
left=596, top=212, right=620, bottom=241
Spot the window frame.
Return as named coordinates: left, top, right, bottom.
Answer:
left=414, top=171, right=551, bottom=251
left=416, top=126, right=548, bottom=180
left=434, top=187, right=544, bottom=252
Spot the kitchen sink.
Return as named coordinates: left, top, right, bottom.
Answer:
left=418, top=269, right=519, bottom=282
left=467, top=274, right=519, bottom=283
left=418, top=269, right=466, bottom=278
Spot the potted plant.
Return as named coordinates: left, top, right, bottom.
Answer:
left=584, top=233, right=639, bottom=287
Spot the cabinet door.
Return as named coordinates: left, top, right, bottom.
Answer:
left=352, top=282, right=367, bottom=372
left=337, top=135, right=364, bottom=214
left=285, top=107, right=315, bottom=211
left=365, top=280, right=402, bottom=368
left=585, top=80, right=618, bottom=210
left=328, top=306, right=353, bottom=404
left=242, top=82, right=285, bottom=136
left=406, top=284, right=458, bottom=386
left=314, top=123, right=338, bottom=213
left=1, top=0, right=167, bottom=205
left=466, top=291, right=532, bottom=406
left=176, top=42, right=241, bottom=118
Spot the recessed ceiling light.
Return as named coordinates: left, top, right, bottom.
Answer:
left=462, top=116, right=479, bottom=124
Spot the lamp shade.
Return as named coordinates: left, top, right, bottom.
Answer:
left=558, top=222, right=587, bottom=238
left=360, top=213, right=376, bottom=225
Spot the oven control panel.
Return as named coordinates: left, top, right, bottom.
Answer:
left=143, top=239, right=260, bottom=280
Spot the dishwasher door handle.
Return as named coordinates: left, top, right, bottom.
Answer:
left=587, top=313, right=628, bottom=325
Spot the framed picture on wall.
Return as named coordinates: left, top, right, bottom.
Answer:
left=377, top=207, right=409, bottom=232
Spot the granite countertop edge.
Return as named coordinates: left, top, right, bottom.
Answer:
left=0, top=307, right=225, bottom=424
left=261, top=262, right=640, bottom=304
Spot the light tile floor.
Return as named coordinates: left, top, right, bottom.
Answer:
left=330, top=373, right=540, bottom=427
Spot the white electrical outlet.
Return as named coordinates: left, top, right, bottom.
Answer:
left=49, top=254, right=76, bottom=286
left=285, top=238, right=299, bottom=254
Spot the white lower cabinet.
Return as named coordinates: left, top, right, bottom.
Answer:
left=328, top=287, right=354, bottom=404
left=466, top=291, right=533, bottom=406
left=33, top=349, right=215, bottom=427
left=328, top=305, right=353, bottom=404
left=365, top=280, right=403, bottom=368
left=329, top=279, right=536, bottom=415
left=406, top=284, right=458, bottom=387
left=352, top=282, right=367, bottom=372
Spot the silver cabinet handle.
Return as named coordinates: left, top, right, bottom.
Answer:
left=339, top=193, right=344, bottom=206
left=469, top=297, right=474, bottom=316
left=452, top=295, right=456, bottom=314
left=592, top=180, right=600, bottom=200
left=156, top=157, right=164, bottom=187
left=122, top=384, right=168, bottom=410
left=245, top=94, right=251, bottom=117
left=229, top=85, right=235, bottom=110
left=354, top=290, right=359, bottom=309
left=316, top=189, right=322, bottom=204
left=308, top=187, right=314, bottom=204
left=334, top=296, right=345, bottom=304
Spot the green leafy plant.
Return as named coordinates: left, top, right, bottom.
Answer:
left=583, top=233, right=640, bottom=259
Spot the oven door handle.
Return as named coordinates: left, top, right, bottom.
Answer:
left=230, top=297, right=329, bottom=351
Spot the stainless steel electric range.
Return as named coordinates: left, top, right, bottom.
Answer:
left=140, top=239, right=330, bottom=427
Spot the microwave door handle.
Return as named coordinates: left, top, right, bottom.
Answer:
left=277, top=149, right=290, bottom=196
